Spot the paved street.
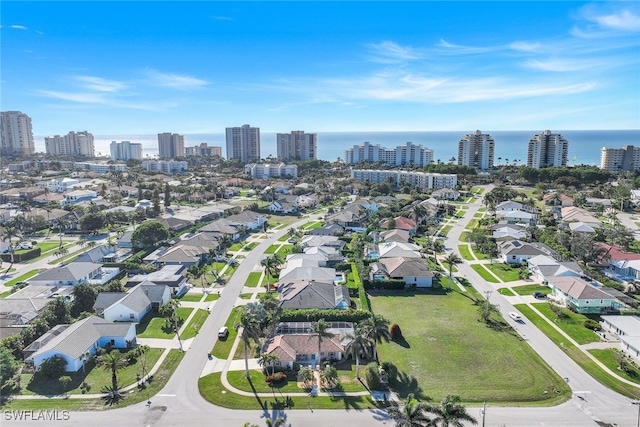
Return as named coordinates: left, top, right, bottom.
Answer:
left=3, top=201, right=640, bottom=426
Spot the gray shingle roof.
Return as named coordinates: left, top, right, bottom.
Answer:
left=31, top=262, right=101, bottom=282
left=278, top=280, right=349, bottom=309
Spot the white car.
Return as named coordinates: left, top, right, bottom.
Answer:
left=509, top=312, right=523, bottom=322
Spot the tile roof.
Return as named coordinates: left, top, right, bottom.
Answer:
left=278, top=280, right=349, bottom=309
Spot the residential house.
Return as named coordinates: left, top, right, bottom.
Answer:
left=375, top=242, right=421, bottom=259
left=499, top=240, right=556, bottom=264
left=127, top=264, right=188, bottom=294
left=307, top=224, right=345, bottom=237
left=547, top=276, right=623, bottom=314
left=527, top=255, right=583, bottom=283
left=559, top=207, right=601, bottom=228
left=278, top=258, right=336, bottom=283
left=29, top=262, right=120, bottom=286
left=325, top=207, right=367, bottom=231
left=432, top=188, right=461, bottom=200
left=600, top=316, right=640, bottom=362
left=379, top=229, right=411, bottom=243
left=60, top=189, right=98, bottom=207
left=489, top=223, right=529, bottom=241
left=379, top=216, right=416, bottom=234
left=299, top=235, right=346, bottom=250
left=497, top=210, right=538, bottom=226
left=302, top=246, right=345, bottom=266
left=226, top=210, right=267, bottom=231
left=24, top=316, right=136, bottom=372
left=198, top=218, right=241, bottom=241
left=543, top=193, right=574, bottom=207
left=117, top=231, right=134, bottom=248
left=93, top=283, right=171, bottom=323
left=608, top=259, right=640, bottom=281
left=268, top=195, right=298, bottom=214
left=567, top=222, right=598, bottom=234
left=370, top=257, right=433, bottom=287
left=496, top=200, right=528, bottom=214
left=75, top=245, right=118, bottom=263
left=277, top=280, right=350, bottom=310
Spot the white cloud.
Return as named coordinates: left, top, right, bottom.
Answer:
left=73, top=76, right=127, bottom=92
left=592, top=9, right=640, bottom=31
left=10, top=25, right=28, bottom=30
left=365, top=41, right=424, bottom=63
left=37, top=89, right=168, bottom=111
left=509, top=41, right=542, bottom=52
left=143, top=69, right=209, bottom=89
left=522, top=58, right=595, bottom=72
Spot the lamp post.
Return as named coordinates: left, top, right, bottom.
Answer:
left=632, top=400, right=640, bottom=427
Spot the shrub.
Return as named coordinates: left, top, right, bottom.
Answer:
left=365, top=362, right=381, bottom=390
left=265, top=372, right=287, bottom=383
left=280, top=308, right=370, bottom=323
left=39, top=355, right=67, bottom=379
left=390, top=323, right=403, bottom=341
left=584, top=319, right=601, bottom=331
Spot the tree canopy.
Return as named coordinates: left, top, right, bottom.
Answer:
left=131, top=220, right=169, bottom=250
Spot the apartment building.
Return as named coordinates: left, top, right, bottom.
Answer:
left=185, top=143, right=222, bottom=158
left=0, top=111, right=35, bottom=157
left=110, top=140, right=143, bottom=161
left=457, top=130, right=495, bottom=169
left=226, top=124, right=260, bottom=163
left=350, top=169, right=457, bottom=190
left=157, top=133, right=185, bottom=158
left=276, top=131, right=317, bottom=161
left=344, top=141, right=434, bottom=167
left=45, top=131, right=95, bottom=158
left=600, top=145, right=640, bottom=172
left=244, top=163, right=298, bottom=179
left=526, top=130, right=568, bottom=169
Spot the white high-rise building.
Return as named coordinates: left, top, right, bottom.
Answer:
left=276, top=131, right=317, bottom=161
left=226, top=124, right=260, bottom=163
left=157, top=133, right=185, bottom=158
left=344, top=141, right=433, bottom=167
left=600, top=145, right=640, bottom=172
left=350, top=169, right=457, bottom=190
left=110, top=141, right=143, bottom=161
left=45, top=131, right=95, bottom=157
left=457, top=130, right=495, bottom=169
left=526, top=130, right=569, bottom=169
left=1, top=111, right=35, bottom=157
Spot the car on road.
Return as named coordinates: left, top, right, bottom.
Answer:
left=509, top=312, right=523, bottom=322
left=533, top=291, right=547, bottom=299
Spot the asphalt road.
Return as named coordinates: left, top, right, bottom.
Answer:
left=4, top=201, right=639, bottom=426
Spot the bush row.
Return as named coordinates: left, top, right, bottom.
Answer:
left=362, top=279, right=406, bottom=290
left=279, top=308, right=371, bottom=323
left=0, top=247, right=41, bottom=263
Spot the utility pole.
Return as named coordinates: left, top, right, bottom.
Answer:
left=481, top=400, right=486, bottom=427
left=631, top=400, right=640, bottom=427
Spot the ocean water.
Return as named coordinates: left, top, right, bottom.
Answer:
left=36, top=130, right=640, bottom=166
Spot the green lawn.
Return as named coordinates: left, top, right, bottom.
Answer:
left=264, top=245, right=280, bottom=254
left=179, top=293, right=204, bottom=302
left=242, top=242, right=258, bottom=251
left=302, top=221, right=323, bottom=230
left=199, top=372, right=378, bottom=411
left=471, top=264, right=500, bottom=283
left=498, top=287, right=516, bottom=296
left=137, top=308, right=193, bottom=339
left=459, top=232, right=470, bottom=242
left=466, top=219, right=479, bottom=230
left=212, top=307, right=242, bottom=359
left=21, top=348, right=163, bottom=396
left=245, top=271, right=263, bottom=287
left=3, top=350, right=185, bottom=412
left=275, top=244, right=294, bottom=254
left=180, top=309, right=209, bottom=340
left=204, top=292, right=220, bottom=302
left=483, top=263, right=520, bottom=282
left=588, top=349, right=640, bottom=385
left=532, top=303, right=599, bottom=344
left=240, top=293, right=253, bottom=299
left=37, top=242, right=65, bottom=253
left=515, top=304, right=640, bottom=399
left=511, top=284, right=551, bottom=296
left=229, top=242, right=245, bottom=251
left=439, top=225, right=453, bottom=237
left=458, top=245, right=474, bottom=261
left=4, top=270, right=40, bottom=286
left=372, top=290, right=570, bottom=404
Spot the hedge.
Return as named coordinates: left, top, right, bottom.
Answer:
left=0, top=247, right=41, bottom=263
left=279, top=309, right=371, bottom=323
left=363, top=279, right=406, bottom=290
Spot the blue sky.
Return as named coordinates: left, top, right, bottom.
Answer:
left=2, top=1, right=639, bottom=136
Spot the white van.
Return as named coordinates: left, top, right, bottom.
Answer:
left=218, top=326, right=229, bottom=339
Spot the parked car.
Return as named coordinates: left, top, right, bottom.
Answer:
left=533, top=292, right=547, bottom=299
left=509, top=312, right=523, bottom=322
left=217, top=326, right=229, bottom=339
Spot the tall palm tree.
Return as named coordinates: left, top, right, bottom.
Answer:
left=344, top=323, right=371, bottom=379
left=261, top=254, right=282, bottom=292
left=1, top=221, right=21, bottom=273
left=235, top=309, right=262, bottom=379
left=257, top=352, right=279, bottom=376
left=98, top=351, right=127, bottom=390
left=309, top=319, right=334, bottom=369
left=427, top=394, right=478, bottom=427
left=442, top=253, right=462, bottom=290
left=387, top=393, right=433, bottom=427
left=362, top=314, right=391, bottom=362
left=53, top=217, right=69, bottom=247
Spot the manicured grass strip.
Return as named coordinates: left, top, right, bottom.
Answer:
left=498, top=287, right=516, bottom=296
left=532, top=303, right=599, bottom=345
left=439, top=225, right=452, bottom=236
left=471, top=264, right=500, bottom=283
left=245, top=271, right=263, bottom=287
left=484, top=263, right=520, bottom=282
left=275, top=244, right=294, bottom=254
left=4, top=270, right=40, bottom=286
left=515, top=304, right=640, bottom=399
left=511, top=284, right=551, bottom=296
left=0, top=290, right=11, bottom=298
left=277, top=235, right=290, bottom=242
left=204, top=292, right=220, bottom=302
left=227, top=367, right=366, bottom=394
left=229, top=242, right=244, bottom=251
left=459, top=232, right=470, bottom=242
left=588, top=349, right=640, bottom=385
left=239, top=293, right=253, bottom=299
left=179, top=293, right=204, bottom=302
left=137, top=308, right=193, bottom=339
left=198, top=372, right=378, bottom=410
left=242, top=242, right=258, bottom=251
left=458, top=245, right=474, bottom=261
left=264, top=245, right=279, bottom=254
left=180, top=308, right=209, bottom=340
left=373, top=290, right=570, bottom=403
left=212, top=307, right=242, bottom=359
left=466, top=219, right=479, bottom=230
left=473, top=213, right=483, bottom=218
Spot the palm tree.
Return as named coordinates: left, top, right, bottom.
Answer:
left=261, top=254, right=282, bottom=292
left=362, top=314, right=391, bottom=362
left=442, top=253, right=462, bottom=289
left=235, top=309, right=262, bottom=379
left=257, top=352, right=279, bottom=376
left=427, top=394, right=478, bottom=427
left=387, top=393, right=433, bottom=427
left=344, top=323, right=371, bottom=379
left=309, top=318, right=334, bottom=369
left=98, top=351, right=127, bottom=391
left=1, top=221, right=21, bottom=273
left=53, top=217, right=69, bottom=247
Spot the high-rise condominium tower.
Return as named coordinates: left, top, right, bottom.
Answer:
left=45, top=131, right=95, bottom=157
left=226, top=125, right=260, bottom=163
left=0, top=111, right=35, bottom=157
left=526, top=130, right=568, bottom=169
left=344, top=141, right=433, bottom=167
left=158, top=133, right=185, bottom=158
left=276, top=131, right=317, bottom=161
left=600, top=145, right=640, bottom=172
left=110, top=141, right=143, bottom=161
left=457, top=130, right=495, bottom=170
